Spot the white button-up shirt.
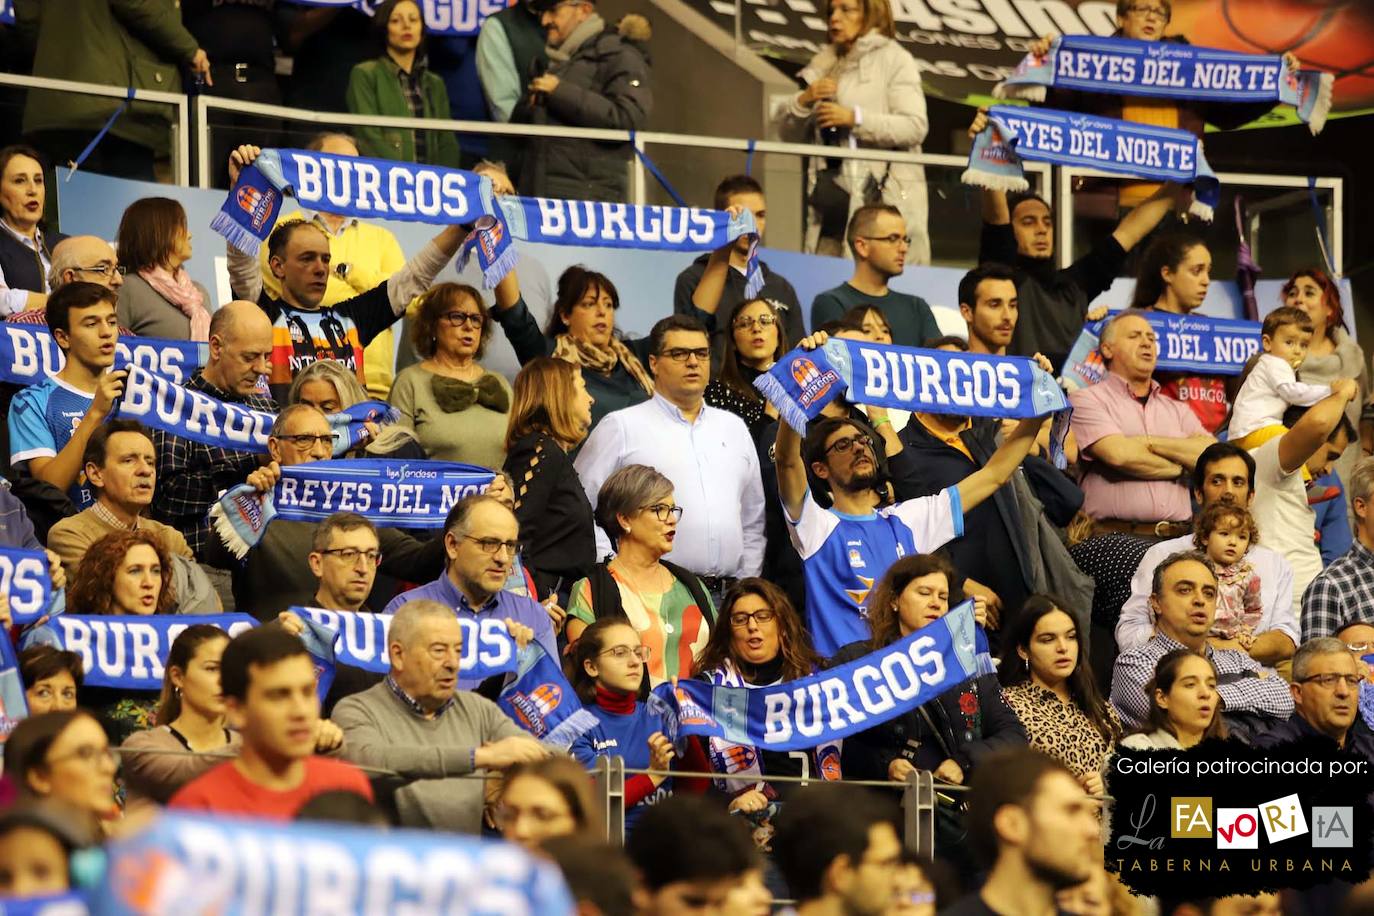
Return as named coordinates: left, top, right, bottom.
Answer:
left=574, top=392, right=766, bottom=578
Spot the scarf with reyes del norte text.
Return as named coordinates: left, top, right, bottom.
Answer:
left=995, top=36, right=1334, bottom=135
left=277, top=0, right=502, bottom=37
left=112, top=364, right=400, bottom=457
left=1060, top=310, right=1262, bottom=393
left=755, top=337, right=1072, bottom=467
left=212, top=459, right=495, bottom=557
left=95, top=812, right=575, bottom=916
left=649, top=600, right=994, bottom=753
left=0, top=545, right=64, bottom=627
left=0, top=322, right=206, bottom=387
left=963, top=105, right=1220, bottom=220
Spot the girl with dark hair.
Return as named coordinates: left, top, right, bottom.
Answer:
left=114, top=196, right=211, bottom=341
left=3, top=711, right=118, bottom=833
left=999, top=595, right=1122, bottom=796
left=19, top=645, right=83, bottom=716
left=694, top=579, right=832, bottom=809
left=492, top=264, right=654, bottom=430
left=832, top=553, right=1022, bottom=786
left=704, top=298, right=788, bottom=434
left=121, top=626, right=241, bottom=805
left=1121, top=650, right=1228, bottom=749
left=566, top=619, right=679, bottom=829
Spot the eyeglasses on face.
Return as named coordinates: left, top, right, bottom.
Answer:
left=1346, top=643, right=1372, bottom=654
left=659, top=347, right=710, bottom=363
left=441, top=311, right=485, bottom=329
left=494, top=804, right=572, bottom=828
left=46, top=744, right=117, bottom=768
left=273, top=433, right=334, bottom=449
left=858, top=234, right=911, bottom=246
left=1299, top=673, right=1362, bottom=689
left=463, top=535, right=521, bottom=557
left=733, top=314, right=778, bottom=330
left=824, top=433, right=873, bottom=457
left=599, top=644, right=652, bottom=662
left=729, top=608, right=777, bottom=628
left=641, top=503, right=684, bottom=524
left=76, top=263, right=126, bottom=279
left=318, top=547, right=382, bottom=566
left=1125, top=3, right=1169, bottom=19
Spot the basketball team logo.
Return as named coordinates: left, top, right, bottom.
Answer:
left=237, top=184, right=276, bottom=232
left=789, top=356, right=838, bottom=410
left=817, top=745, right=843, bottom=781
left=508, top=683, right=564, bottom=736
left=674, top=685, right=716, bottom=728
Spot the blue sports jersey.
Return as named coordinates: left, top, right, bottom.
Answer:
left=570, top=701, right=672, bottom=830
left=9, top=377, right=96, bottom=509
left=788, top=488, right=963, bottom=657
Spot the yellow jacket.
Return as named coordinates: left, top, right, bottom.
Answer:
left=260, top=211, right=406, bottom=398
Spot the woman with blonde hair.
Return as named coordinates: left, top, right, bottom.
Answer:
left=773, top=0, right=929, bottom=260
left=502, top=356, right=597, bottom=602
left=389, top=282, right=513, bottom=469
left=286, top=358, right=422, bottom=459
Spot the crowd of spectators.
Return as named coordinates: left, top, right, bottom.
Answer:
left=0, top=0, right=1370, bottom=914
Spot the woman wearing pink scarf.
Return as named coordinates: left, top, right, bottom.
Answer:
left=115, top=197, right=212, bottom=341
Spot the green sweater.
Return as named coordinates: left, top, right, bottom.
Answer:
left=346, top=56, right=462, bottom=168
left=333, top=680, right=526, bottom=832
left=810, top=283, right=941, bottom=349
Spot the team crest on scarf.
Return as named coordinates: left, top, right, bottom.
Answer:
left=237, top=184, right=276, bottom=232
left=790, top=356, right=838, bottom=411
left=507, top=683, right=566, bottom=734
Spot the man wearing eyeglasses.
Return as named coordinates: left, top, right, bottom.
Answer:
left=575, top=314, right=766, bottom=609
left=1254, top=637, right=1374, bottom=760
left=809, top=204, right=939, bottom=349
left=382, top=493, right=559, bottom=687
left=7, top=235, right=128, bottom=328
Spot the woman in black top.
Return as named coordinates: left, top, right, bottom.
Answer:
left=0, top=145, right=66, bottom=311
left=704, top=298, right=788, bottom=436
left=502, top=356, right=597, bottom=603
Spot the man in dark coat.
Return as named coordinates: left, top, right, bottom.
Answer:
left=514, top=0, right=651, bottom=201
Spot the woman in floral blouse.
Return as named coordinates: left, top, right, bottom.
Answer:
left=998, top=594, right=1122, bottom=797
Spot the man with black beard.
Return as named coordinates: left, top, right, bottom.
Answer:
left=941, top=749, right=1100, bottom=916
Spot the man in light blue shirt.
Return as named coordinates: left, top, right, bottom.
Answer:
left=574, top=315, right=766, bottom=606
left=383, top=494, right=556, bottom=689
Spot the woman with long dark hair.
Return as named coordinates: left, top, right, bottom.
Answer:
left=1122, top=650, right=1228, bottom=750
left=694, top=579, right=832, bottom=809
left=999, top=595, right=1122, bottom=797
left=704, top=298, right=787, bottom=434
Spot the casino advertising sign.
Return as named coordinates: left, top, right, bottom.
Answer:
left=694, top=0, right=1373, bottom=120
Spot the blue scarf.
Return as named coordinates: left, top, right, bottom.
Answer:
left=0, top=625, right=27, bottom=738
left=279, top=0, right=498, bottom=36
left=648, top=600, right=993, bottom=752
left=95, top=812, right=575, bottom=915
left=997, top=36, right=1333, bottom=135
left=1061, top=310, right=1262, bottom=391
left=114, top=364, right=400, bottom=457
left=1, top=545, right=63, bottom=626
left=0, top=324, right=206, bottom=387
left=292, top=607, right=519, bottom=681
left=964, top=105, right=1219, bottom=220
left=755, top=338, right=1071, bottom=465
left=20, top=614, right=258, bottom=691
left=497, top=643, right=600, bottom=750
left=493, top=195, right=763, bottom=298
left=212, top=459, right=494, bottom=557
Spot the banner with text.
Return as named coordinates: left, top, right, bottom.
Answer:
left=1061, top=310, right=1262, bottom=392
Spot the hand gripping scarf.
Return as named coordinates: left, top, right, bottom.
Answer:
left=756, top=338, right=1072, bottom=467
left=648, top=599, right=993, bottom=752
left=211, top=459, right=495, bottom=557
left=1061, top=310, right=1262, bottom=393
left=964, top=105, right=1220, bottom=220
left=996, top=36, right=1333, bottom=135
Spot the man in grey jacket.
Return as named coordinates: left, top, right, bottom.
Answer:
left=514, top=0, right=651, bottom=201
left=333, top=599, right=550, bottom=832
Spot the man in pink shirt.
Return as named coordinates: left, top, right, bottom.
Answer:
left=1069, top=310, right=1215, bottom=538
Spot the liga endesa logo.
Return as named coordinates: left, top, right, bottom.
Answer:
left=1106, top=738, right=1374, bottom=896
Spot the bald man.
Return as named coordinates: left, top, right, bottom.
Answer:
left=151, top=300, right=277, bottom=569
left=5, top=236, right=126, bottom=328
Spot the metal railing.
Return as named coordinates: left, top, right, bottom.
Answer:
left=0, top=72, right=191, bottom=186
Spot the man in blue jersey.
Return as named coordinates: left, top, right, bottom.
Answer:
left=775, top=331, right=1048, bottom=657
left=9, top=282, right=124, bottom=510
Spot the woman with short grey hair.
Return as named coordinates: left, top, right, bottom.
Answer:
left=565, top=464, right=715, bottom=687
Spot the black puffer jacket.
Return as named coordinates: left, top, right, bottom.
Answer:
left=516, top=16, right=652, bottom=201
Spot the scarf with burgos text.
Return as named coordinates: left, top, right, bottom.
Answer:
left=497, top=642, right=603, bottom=750
left=996, top=36, right=1333, bottom=135
left=648, top=599, right=993, bottom=752
left=95, top=812, right=575, bottom=916
left=0, top=323, right=205, bottom=387
left=292, top=607, right=520, bottom=681
left=0, top=545, right=63, bottom=626
left=755, top=337, right=1071, bottom=466
left=212, top=459, right=495, bottom=557
left=1060, top=310, right=1262, bottom=393
left=111, top=364, right=400, bottom=457
left=963, top=105, right=1219, bottom=220
left=278, top=0, right=498, bottom=37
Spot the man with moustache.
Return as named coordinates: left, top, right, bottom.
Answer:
left=776, top=332, right=1048, bottom=656
left=1111, top=550, right=1293, bottom=736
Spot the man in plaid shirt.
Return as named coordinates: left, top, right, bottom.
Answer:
left=1303, top=456, right=1374, bottom=642
left=150, top=300, right=275, bottom=558
left=1112, top=550, right=1293, bottom=737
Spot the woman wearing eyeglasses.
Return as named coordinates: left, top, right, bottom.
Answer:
left=693, top=579, right=836, bottom=812
left=565, top=465, right=715, bottom=686
left=4, top=711, right=119, bottom=834
left=705, top=299, right=787, bottom=436
left=287, top=359, right=422, bottom=460
left=389, top=283, right=513, bottom=470
left=120, top=625, right=241, bottom=805
left=494, top=755, right=598, bottom=850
